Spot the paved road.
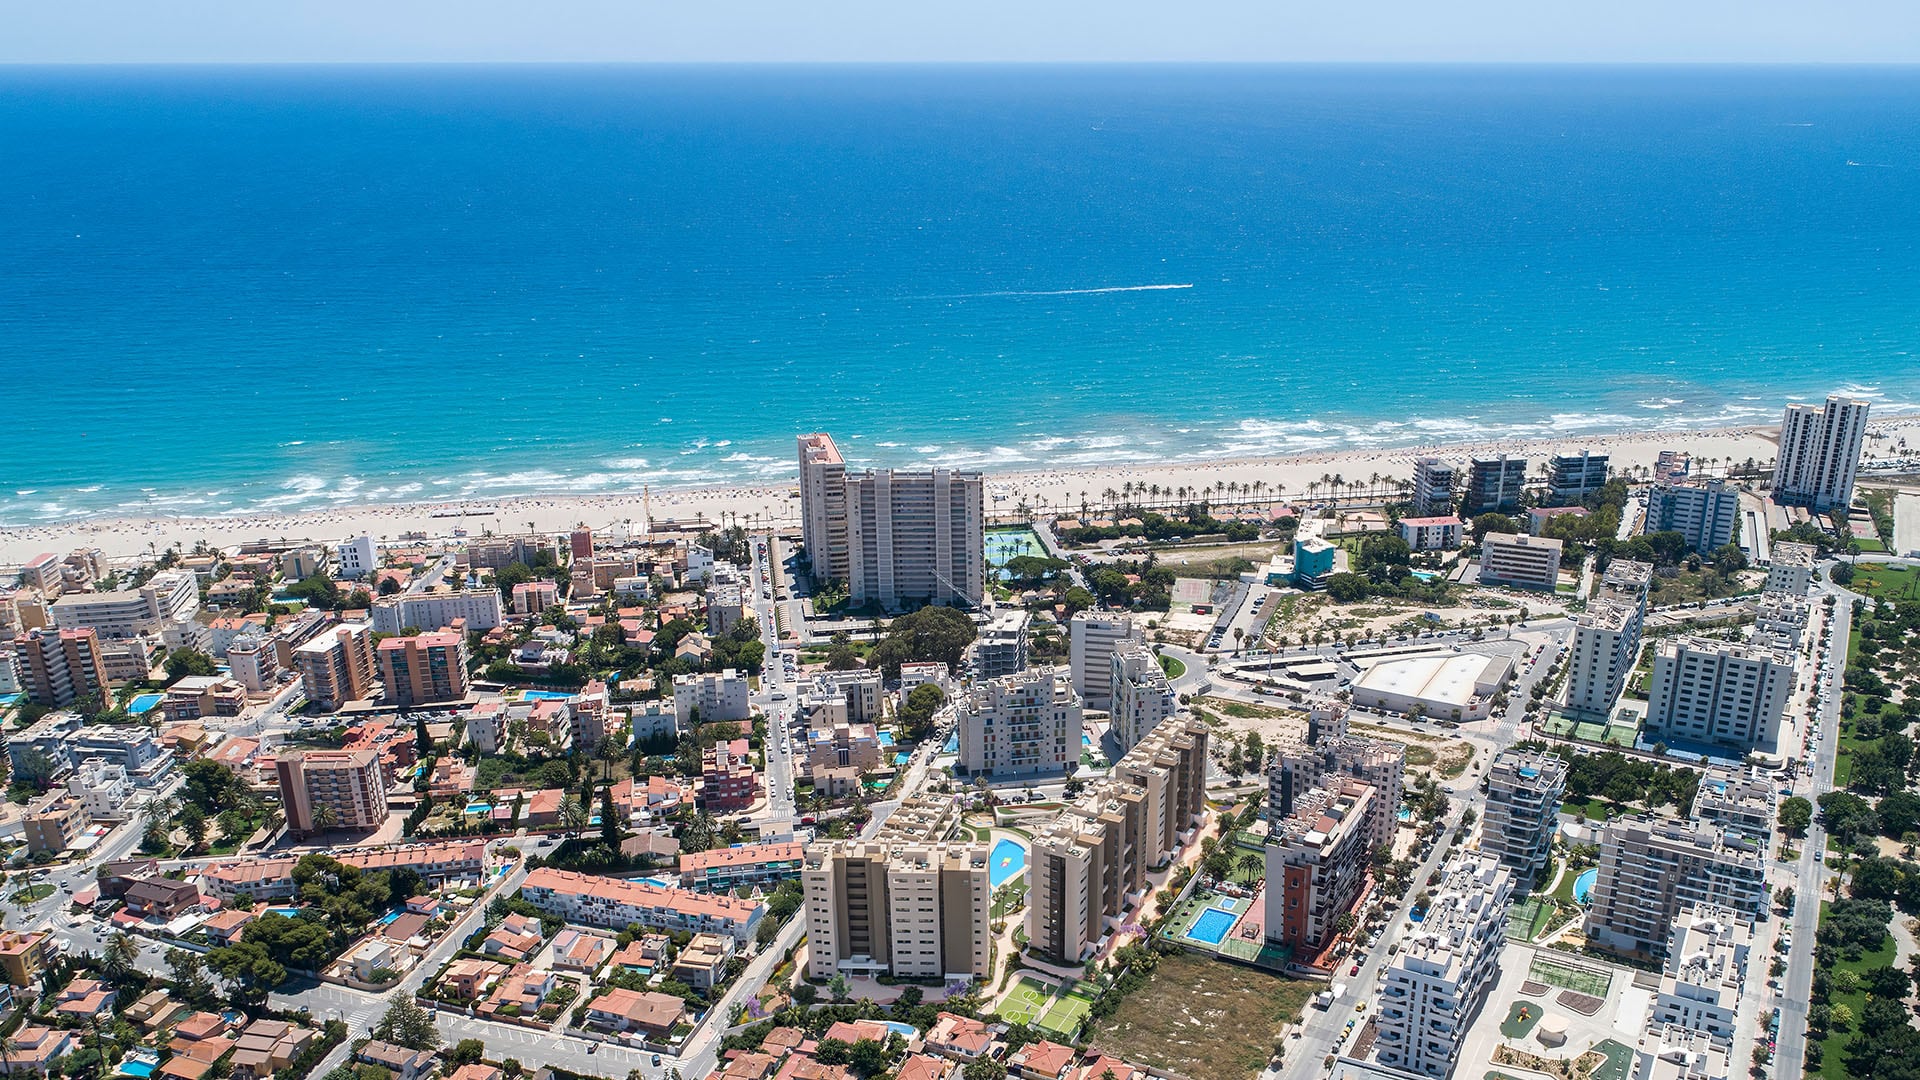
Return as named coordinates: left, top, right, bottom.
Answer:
left=1774, top=582, right=1850, bottom=1080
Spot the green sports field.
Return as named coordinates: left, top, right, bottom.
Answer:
left=997, top=976, right=1054, bottom=1025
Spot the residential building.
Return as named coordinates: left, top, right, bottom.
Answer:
left=1478, top=533, right=1562, bottom=590
left=1585, top=817, right=1768, bottom=957
left=12, top=627, right=110, bottom=705
left=1546, top=451, right=1609, bottom=506
left=520, top=867, right=766, bottom=942
left=1692, top=765, right=1778, bottom=841
left=971, top=608, right=1030, bottom=680
left=511, top=580, right=559, bottom=616
left=1268, top=723, right=1405, bottom=854
left=1, top=1026, right=74, bottom=1074
left=70, top=723, right=173, bottom=783
left=799, top=433, right=851, bottom=585
left=1765, top=541, right=1815, bottom=596
left=1411, top=457, right=1457, bottom=517
left=1026, top=718, right=1209, bottom=964
left=1649, top=905, right=1753, bottom=1049
left=954, top=667, right=1080, bottom=778
left=293, top=624, right=375, bottom=710
left=679, top=841, right=805, bottom=893
left=549, top=928, right=614, bottom=973
left=23, top=793, right=88, bottom=855
left=377, top=631, right=470, bottom=709
left=803, top=838, right=991, bottom=981
left=1264, top=779, right=1378, bottom=956
left=1109, top=640, right=1177, bottom=753
left=225, top=634, right=279, bottom=694
left=1527, top=505, right=1589, bottom=537
left=844, top=466, right=985, bottom=611
left=1374, top=854, right=1513, bottom=1078
left=899, top=661, right=950, bottom=696
left=1564, top=559, right=1652, bottom=717
left=706, top=580, right=747, bottom=635
left=335, top=536, right=378, bottom=579
left=1645, top=637, right=1796, bottom=752
left=464, top=534, right=558, bottom=572
left=673, top=668, right=750, bottom=725
left=700, top=737, right=758, bottom=811
left=0, top=931, right=51, bottom=987
left=275, top=748, right=388, bottom=835
left=801, top=669, right=885, bottom=724
left=66, top=759, right=135, bottom=821
left=1480, top=749, right=1567, bottom=881
left=161, top=676, right=247, bottom=722
left=1396, top=516, right=1463, bottom=552
left=669, top=933, right=735, bottom=992
left=1068, top=611, right=1134, bottom=710
left=1751, top=592, right=1811, bottom=652
left=1772, top=395, right=1869, bottom=512
left=582, top=988, right=686, bottom=1037
left=1293, top=536, right=1336, bottom=591
left=1649, top=479, right=1742, bottom=556
left=1464, top=455, right=1528, bottom=515
left=49, top=569, right=198, bottom=639
left=357, top=1043, right=435, bottom=1080
left=805, top=722, right=885, bottom=777
left=371, top=588, right=503, bottom=633
left=280, top=547, right=331, bottom=581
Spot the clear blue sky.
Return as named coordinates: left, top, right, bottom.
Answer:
left=5, top=0, right=1920, bottom=64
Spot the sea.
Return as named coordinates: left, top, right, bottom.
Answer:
left=4, top=64, right=1920, bottom=526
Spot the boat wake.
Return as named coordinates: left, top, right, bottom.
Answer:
left=923, top=283, right=1194, bottom=299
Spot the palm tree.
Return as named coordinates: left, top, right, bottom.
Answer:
left=560, top=797, right=590, bottom=838
left=1235, top=852, right=1265, bottom=883
left=310, top=803, right=341, bottom=835
left=102, top=933, right=140, bottom=982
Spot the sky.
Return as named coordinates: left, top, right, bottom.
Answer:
left=5, top=0, right=1920, bottom=64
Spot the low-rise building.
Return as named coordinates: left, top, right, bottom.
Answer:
left=673, top=668, right=750, bottom=725
left=668, top=932, right=735, bottom=991
left=23, top=792, right=88, bottom=855
left=582, top=988, right=686, bottom=1037
left=1396, top=516, right=1463, bottom=552
left=1764, top=541, right=1815, bottom=596
left=678, top=841, right=804, bottom=893
left=700, top=737, right=758, bottom=811
left=1478, top=533, right=1562, bottom=590
left=519, top=867, right=766, bottom=942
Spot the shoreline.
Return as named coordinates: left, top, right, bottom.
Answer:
left=7, top=417, right=1920, bottom=566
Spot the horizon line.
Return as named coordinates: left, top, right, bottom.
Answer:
left=6, top=58, right=1920, bottom=69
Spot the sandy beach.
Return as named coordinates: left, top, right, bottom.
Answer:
left=7, top=419, right=1919, bottom=567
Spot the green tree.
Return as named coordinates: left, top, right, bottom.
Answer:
left=179, top=804, right=209, bottom=852
left=897, top=683, right=947, bottom=743
left=1778, top=795, right=1813, bottom=837
left=165, top=648, right=218, bottom=681
left=600, top=787, right=624, bottom=849
left=371, top=997, right=441, bottom=1051
left=101, top=933, right=140, bottom=982
left=866, top=607, right=978, bottom=680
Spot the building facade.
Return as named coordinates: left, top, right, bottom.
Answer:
left=844, top=467, right=985, bottom=611
left=370, top=589, right=504, bottom=634
left=337, top=536, right=378, bottom=580
left=1772, top=395, right=1869, bottom=512
left=377, top=632, right=471, bottom=709
left=1585, top=818, right=1767, bottom=957
left=1396, top=516, right=1464, bottom=552
left=276, top=748, right=389, bottom=834
left=1563, top=560, right=1652, bottom=718
left=1411, top=457, right=1457, bottom=517
left=1645, top=637, right=1796, bottom=751
left=1480, top=749, right=1567, bottom=880
left=1264, top=780, right=1378, bottom=956
left=954, top=668, right=1080, bottom=778
left=1478, top=533, right=1562, bottom=590
left=1546, top=451, right=1609, bottom=506
left=1068, top=611, right=1134, bottom=710
left=672, top=668, right=751, bottom=725
left=802, top=840, right=991, bottom=981
left=1765, top=542, right=1815, bottom=596
left=1464, top=455, right=1528, bottom=515
left=12, top=627, right=111, bottom=706
left=798, top=433, right=851, bottom=585
left=1649, top=479, right=1742, bottom=556
left=293, top=624, right=375, bottom=710
left=1374, top=854, right=1513, bottom=1079
left=1109, top=640, right=1177, bottom=753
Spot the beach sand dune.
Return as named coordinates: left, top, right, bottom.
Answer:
left=5, top=419, right=1916, bottom=566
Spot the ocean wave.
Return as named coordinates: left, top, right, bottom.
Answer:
left=924, top=283, right=1193, bottom=300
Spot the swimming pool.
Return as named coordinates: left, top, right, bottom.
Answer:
left=0, top=693, right=19, bottom=706
left=882, top=1021, right=918, bottom=1039
left=1186, top=907, right=1238, bottom=945
left=119, top=1063, right=155, bottom=1078
left=128, top=693, right=164, bottom=715
left=990, top=838, right=1028, bottom=888
left=894, top=752, right=911, bottom=766
left=266, top=907, right=302, bottom=919
left=944, top=733, right=958, bottom=753
left=1574, top=868, right=1598, bottom=904
left=876, top=731, right=895, bottom=746
left=522, top=690, right=573, bottom=701
left=465, top=803, right=493, bottom=814
left=378, top=910, right=403, bottom=925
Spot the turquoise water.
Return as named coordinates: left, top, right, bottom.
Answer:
left=894, top=752, right=911, bottom=765
left=127, top=693, right=163, bottom=714
left=119, top=1064, right=155, bottom=1078
left=1574, top=868, right=1599, bottom=904
left=5, top=66, right=1920, bottom=524
left=990, top=838, right=1028, bottom=888
left=985, top=527, right=1047, bottom=565
left=1186, top=907, right=1238, bottom=945
left=0, top=693, right=19, bottom=706
left=378, top=910, right=403, bottom=925
left=876, top=731, right=895, bottom=746
left=944, top=734, right=958, bottom=753
left=522, top=690, right=573, bottom=701
left=266, top=907, right=301, bottom=918
left=882, top=1022, right=918, bottom=1038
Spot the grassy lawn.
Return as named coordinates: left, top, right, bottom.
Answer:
left=1560, top=797, right=1612, bottom=821
left=1851, top=562, right=1920, bottom=600
left=1160, top=654, right=1187, bottom=680
left=1087, top=951, right=1315, bottom=1080
left=9, top=884, right=53, bottom=905
left=991, top=879, right=1028, bottom=920
left=997, top=976, right=1053, bottom=1025
left=1810, top=901, right=1897, bottom=1080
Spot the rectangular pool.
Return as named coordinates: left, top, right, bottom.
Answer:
left=521, top=690, right=573, bottom=701
left=128, top=693, right=164, bottom=714
left=1185, top=907, right=1238, bottom=945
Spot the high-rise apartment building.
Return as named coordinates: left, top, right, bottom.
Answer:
left=1546, top=451, right=1609, bottom=506
left=1109, top=640, right=1177, bottom=752
left=1264, top=779, right=1378, bottom=955
left=11, top=627, right=111, bottom=706
left=1374, top=854, right=1513, bottom=1079
left=1464, top=455, right=1528, bottom=515
left=377, top=631, right=471, bottom=709
left=569, top=526, right=594, bottom=562
left=802, top=840, right=991, bottom=981
left=1645, top=637, right=1796, bottom=752
left=293, top=624, right=375, bottom=711
left=1411, top=457, right=1457, bottom=517
left=1764, top=541, right=1815, bottom=596
left=673, top=669, right=751, bottom=725
left=1692, top=764, right=1779, bottom=841
left=1585, top=817, right=1767, bottom=957
left=845, top=467, right=985, bottom=610
left=1268, top=722, right=1405, bottom=854
left=225, top=633, right=279, bottom=694
left=276, top=748, right=388, bottom=834
left=1068, top=611, right=1135, bottom=710
left=1649, top=905, right=1753, bottom=1049
left=1564, top=559, right=1652, bottom=717
left=1648, top=479, right=1742, bottom=556
left=1772, top=395, right=1869, bottom=512
left=797, top=433, right=851, bottom=585
left=971, top=609, right=1029, bottom=680
left=1026, top=717, right=1208, bottom=964
left=1480, top=749, right=1567, bottom=880
left=954, top=668, right=1080, bottom=778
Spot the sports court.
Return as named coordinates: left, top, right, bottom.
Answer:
left=996, top=975, right=1056, bottom=1025
left=1036, top=984, right=1097, bottom=1038
left=1506, top=896, right=1554, bottom=941
left=1527, top=954, right=1612, bottom=998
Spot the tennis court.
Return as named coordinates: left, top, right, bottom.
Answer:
left=1506, top=897, right=1553, bottom=941
left=1527, top=955, right=1612, bottom=998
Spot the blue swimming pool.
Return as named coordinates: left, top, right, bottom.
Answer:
left=128, top=693, right=164, bottom=715
left=0, top=693, right=19, bottom=706
left=378, top=910, right=403, bottom=925
left=882, top=1021, right=918, bottom=1039
left=1186, top=907, right=1238, bottom=945
left=1082, top=733, right=1092, bottom=746
left=119, top=1063, right=155, bottom=1078
left=522, top=690, right=573, bottom=701
left=266, top=907, right=301, bottom=919
left=944, top=733, right=958, bottom=753
left=1574, top=868, right=1598, bottom=904
left=990, top=838, right=1028, bottom=888
left=894, top=752, right=911, bottom=766
left=876, top=731, right=895, bottom=746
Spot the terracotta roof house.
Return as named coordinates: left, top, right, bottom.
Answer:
left=582, top=987, right=686, bottom=1035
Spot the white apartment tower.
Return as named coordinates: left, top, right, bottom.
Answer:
left=1645, top=637, right=1796, bottom=752
left=1109, top=639, right=1177, bottom=752
left=1411, top=457, right=1457, bottom=517
left=797, top=433, right=850, bottom=585
left=1772, top=395, right=1869, bottom=512
left=845, top=467, right=985, bottom=611
left=1069, top=611, right=1135, bottom=710
left=336, top=535, right=379, bottom=580
left=1648, top=479, right=1743, bottom=556
left=802, top=840, right=991, bottom=981
left=1586, top=817, right=1768, bottom=957
left=1564, top=559, right=1652, bottom=718
left=1649, top=905, right=1753, bottom=1049
left=1375, top=854, right=1513, bottom=1079
left=954, top=667, right=1080, bottom=778
left=1480, top=749, right=1567, bottom=880
left=1765, top=541, right=1815, bottom=596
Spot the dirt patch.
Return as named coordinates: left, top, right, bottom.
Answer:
left=1087, top=952, right=1316, bottom=1080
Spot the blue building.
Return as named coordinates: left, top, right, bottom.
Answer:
left=1293, top=537, right=1337, bottom=591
